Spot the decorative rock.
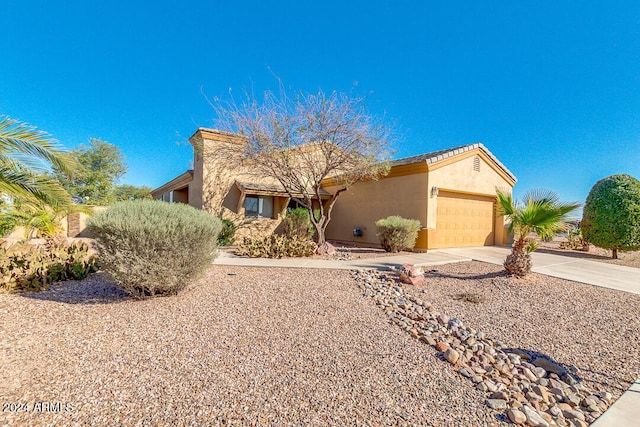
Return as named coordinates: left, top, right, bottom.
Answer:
left=400, top=263, right=424, bottom=278
left=521, top=405, right=549, bottom=427
left=486, top=399, right=507, bottom=410
left=443, top=349, right=460, bottom=364
left=437, top=314, right=450, bottom=326
left=458, top=368, right=473, bottom=378
left=398, top=271, right=425, bottom=287
left=561, top=373, right=578, bottom=385
left=531, top=385, right=550, bottom=403
left=562, top=410, right=585, bottom=421
left=566, top=394, right=581, bottom=407
left=532, top=357, right=567, bottom=375
left=448, top=317, right=463, bottom=329
left=419, top=335, right=436, bottom=346
left=507, top=408, right=527, bottom=425
left=598, top=391, right=613, bottom=403
left=522, top=367, right=538, bottom=382
left=316, top=241, right=337, bottom=255
left=489, top=391, right=509, bottom=400
left=435, top=342, right=450, bottom=352
left=351, top=269, right=615, bottom=427
left=533, top=367, right=547, bottom=378
left=549, top=405, right=562, bottom=417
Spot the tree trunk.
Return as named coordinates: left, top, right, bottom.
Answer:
left=612, top=248, right=618, bottom=259
left=504, top=237, right=532, bottom=277
left=315, top=222, right=325, bottom=246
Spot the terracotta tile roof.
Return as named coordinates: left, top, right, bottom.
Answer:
left=391, top=143, right=516, bottom=182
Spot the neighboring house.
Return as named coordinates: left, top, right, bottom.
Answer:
left=151, top=128, right=517, bottom=249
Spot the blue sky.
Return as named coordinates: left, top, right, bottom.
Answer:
left=2, top=1, right=639, bottom=207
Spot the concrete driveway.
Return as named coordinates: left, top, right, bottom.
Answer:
left=436, top=246, right=640, bottom=295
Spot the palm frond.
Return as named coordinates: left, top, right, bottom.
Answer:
left=0, top=115, right=78, bottom=176
left=0, top=163, right=72, bottom=208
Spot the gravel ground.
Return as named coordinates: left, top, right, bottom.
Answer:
left=2, top=261, right=638, bottom=426
left=421, top=261, right=640, bottom=398
left=1, top=267, right=502, bottom=427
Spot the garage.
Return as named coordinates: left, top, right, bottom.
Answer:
left=432, top=191, right=496, bottom=248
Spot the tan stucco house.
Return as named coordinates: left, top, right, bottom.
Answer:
left=152, top=128, right=517, bottom=250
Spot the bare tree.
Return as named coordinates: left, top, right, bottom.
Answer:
left=212, top=87, right=394, bottom=245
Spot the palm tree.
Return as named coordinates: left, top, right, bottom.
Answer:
left=0, top=115, right=77, bottom=207
left=497, top=189, right=580, bottom=277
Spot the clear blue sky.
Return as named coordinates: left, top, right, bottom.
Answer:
left=2, top=1, right=639, bottom=207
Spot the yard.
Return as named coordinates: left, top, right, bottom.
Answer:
left=1, top=262, right=639, bottom=426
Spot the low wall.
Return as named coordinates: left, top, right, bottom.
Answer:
left=4, top=206, right=107, bottom=240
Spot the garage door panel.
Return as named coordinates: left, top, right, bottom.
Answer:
left=433, top=192, right=495, bottom=248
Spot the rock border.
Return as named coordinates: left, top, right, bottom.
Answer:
left=353, top=269, right=614, bottom=427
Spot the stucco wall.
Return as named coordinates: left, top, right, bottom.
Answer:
left=189, top=140, right=204, bottom=210
left=324, top=148, right=515, bottom=249
left=195, top=130, right=286, bottom=239
left=426, top=150, right=514, bottom=246
left=324, top=170, right=429, bottom=247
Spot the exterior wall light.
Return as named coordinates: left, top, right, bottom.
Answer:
left=431, top=186, right=439, bottom=197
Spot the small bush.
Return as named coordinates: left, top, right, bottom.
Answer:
left=217, top=218, right=236, bottom=246
left=559, top=226, right=587, bottom=250
left=0, top=238, right=97, bottom=293
left=283, top=207, right=316, bottom=240
left=236, top=234, right=317, bottom=258
left=88, top=200, right=221, bottom=298
left=375, top=216, right=421, bottom=252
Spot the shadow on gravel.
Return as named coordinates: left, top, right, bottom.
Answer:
left=20, top=273, right=130, bottom=304
left=425, top=269, right=508, bottom=281
left=535, top=248, right=611, bottom=261
left=504, top=348, right=633, bottom=392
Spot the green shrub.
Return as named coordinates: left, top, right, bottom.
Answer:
left=88, top=200, right=221, bottom=298
left=375, top=215, right=421, bottom=252
left=283, top=207, right=316, bottom=240
left=217, top=218, right=236, bottom=246
left=0, top=216, right=17, bottom=237
left=581, top=174, right=640, bottom=258
left=0, top=238, right=97, bottom=293
left=559, top=226, right=587, bottom=250
left=236, top=234, right=317, bottom=258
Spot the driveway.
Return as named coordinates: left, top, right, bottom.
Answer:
left=436, top=246, right=640, bottom=295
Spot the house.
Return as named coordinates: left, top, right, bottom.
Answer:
left=151, top=128, right=517, bottom=250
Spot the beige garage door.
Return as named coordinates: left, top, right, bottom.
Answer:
left=433, top=191, right=495, bottom=248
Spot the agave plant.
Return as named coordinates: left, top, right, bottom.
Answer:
left=0, top=115, right=77, bottom=207
left=497, top=189, right=580, bottom=277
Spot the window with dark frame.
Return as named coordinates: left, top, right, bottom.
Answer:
left=244, top=195, right=274, bottom=218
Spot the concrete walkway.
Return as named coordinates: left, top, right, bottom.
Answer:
left=215, top=246, right=640, bottom=426
left=214, top=249, right=472, bottom=270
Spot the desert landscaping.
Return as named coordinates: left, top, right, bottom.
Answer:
left=2, top=257, right=639, bottom=426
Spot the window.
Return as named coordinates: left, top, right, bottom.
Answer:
left=244, top=195, right=274, bottom=218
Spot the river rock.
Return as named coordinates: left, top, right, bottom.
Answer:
left=521, top=405, right=549, bottom=427
left=507, top=408, right=527, bottom=425
left=444, top=349, right=460, bottom=364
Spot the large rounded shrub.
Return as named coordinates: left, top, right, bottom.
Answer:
left=88, top=200, right=221, bottom=298
left=581, top=174, right=640, bottom=258
left=375, top=215, right=421, bottom=252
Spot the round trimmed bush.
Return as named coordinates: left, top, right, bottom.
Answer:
left=88, top=200, right=221, bottom=298
left=375, top=215, right=421, bottom=252
left=581, top=174, right=640, bottom=258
